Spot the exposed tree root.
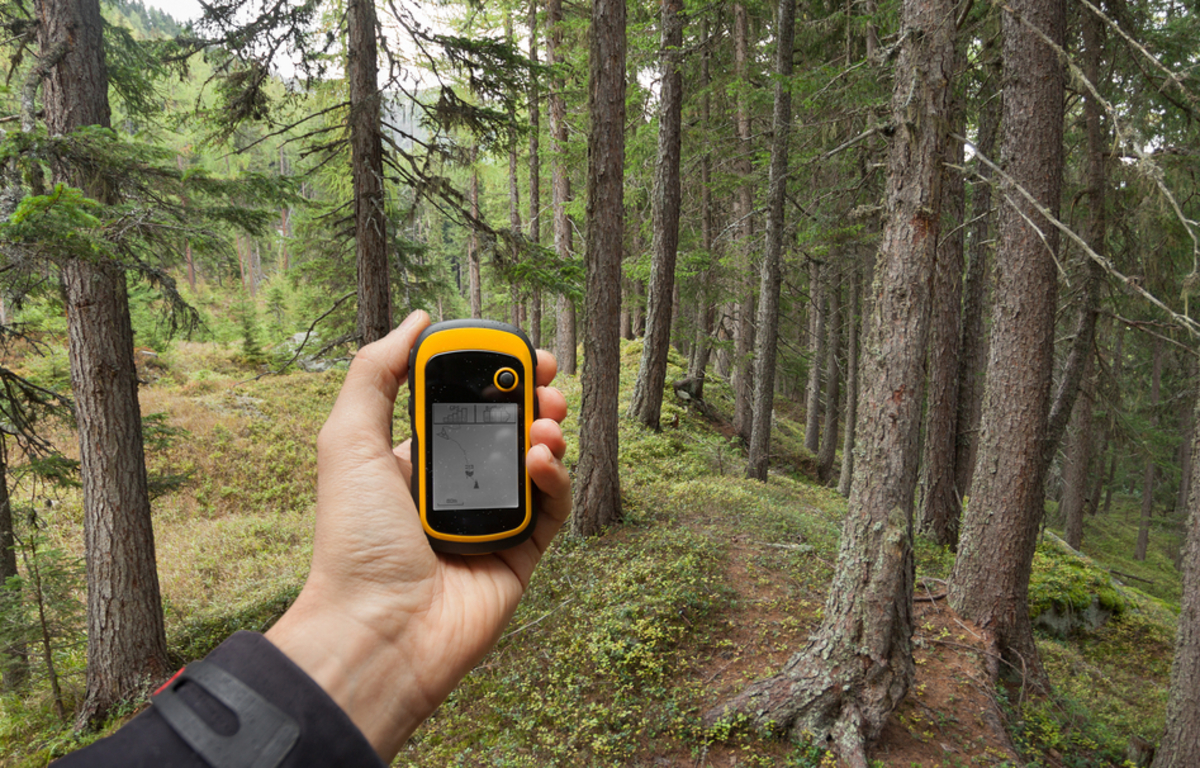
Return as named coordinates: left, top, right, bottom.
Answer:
left=704, top=644, right=909, bottom=768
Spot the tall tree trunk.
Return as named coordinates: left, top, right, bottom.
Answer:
left=804, top=260, right=825, bottom=453
left=39, top=0, right=170, bottom=728
left=687, top=17, right=716, bottom=399
left=571, top=0, right=625, bottom=537
left=629, top=0, right=684, bottom=430
left=468, top=163, right=482, bottom=319
left=1100, top=323, right=1124, bottom=518
left=949, top=0, right=1065, bottom=690
left=1042, top=0, right=1105, bottom=468
left=1062, top=347, right=1096, bottom=549
left=528, top=0, right=542, bottom=349
left=953, top=19, right=1000, bottom=504
left=746, top=0, right=795, bottom=479
left=918, top=89, right=966, bottom=547
left=817, top=280, right=841, bottom=485
left=1176, top=360, right=1197, bottom=519
left=506, top=13, right=524, bottom=332
left=349, top=0, right=390, bottom=346
left=1151, top=379, right=1200, bottom=768
left=1061, top=10, right=1107, bottom=550
left=837, top=263, right=860, bottom=497
left=707, top=0, right=954, bottom=758
left=548, top=0, right=576, bottom=374
left=1, top=435, right=29, bottom=691
left=731, top=1, right=755, bottom=441
left=1136, top=336, right=1163, bottom=562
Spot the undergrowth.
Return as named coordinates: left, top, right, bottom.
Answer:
left=0, top=336, right=1185, bottom=768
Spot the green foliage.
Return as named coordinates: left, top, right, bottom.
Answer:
left=0, top=515, right=86, bottom=713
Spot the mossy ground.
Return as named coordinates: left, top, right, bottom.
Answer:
left=0, top=337, right=1184, bottom=768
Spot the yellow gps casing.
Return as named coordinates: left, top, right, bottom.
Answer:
left=407, top=320, right=538, bottom=554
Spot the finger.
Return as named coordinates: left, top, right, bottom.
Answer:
left=494, top=441, right=572, bottom=587
left=535, top=386, right=567, bottom=424
left=530, top=418, right=566, bottom=461
left=535, top=350, right=558, bottom=388
left=528, top=443, right=572, bottom=552
left=320, top=311, right=430, bottom=454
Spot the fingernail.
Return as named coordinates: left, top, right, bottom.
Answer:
left=399, top=311, right=422, bottom=333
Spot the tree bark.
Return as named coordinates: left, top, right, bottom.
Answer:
left=1062, top=347, right=1096, bottom=549
left=628, top=0, right=684, bottom=431
left=731, top=1, right=755, bottom=442
left=953, top=20, right=1000, bottom=506
left=949, top=0, right=1065, bottom=690
left=837, top=263, right=860, bottom=497
left=349, top=0, right=391, bottom=346
left=547, top=0, right=576, bottom=374
left=1151, top=380, right=1200, bottom=768
left=528, top=0, right=542, bottom=349
left=708, top=0, right=954, bottom=758
left=571, top=0, right=624, bottom=537
left=817, top=280, right=841, bottom=485
left=1061, top=11, right=1106, bottom=550
left=804, top=260, right=825, bottom=454
left=918, top=92, right=966, bottom=547
left=686, top=18, right=716, bottom=400
left=468, top=163, right=482, bottom=319
left=1, top=435, right=29, bottom=691
left=1136, top=336, right=1163, bottom=562
left=746, top=0, right=795, bottom=479
left=1043, top=1, right=1105, bottom=469
left=38, top=0, right=171, bottom=727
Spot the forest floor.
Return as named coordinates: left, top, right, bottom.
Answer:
left=0, top=335, right=1184, bottom=767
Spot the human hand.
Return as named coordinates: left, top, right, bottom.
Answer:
left=265, top=310, right=571, bottom=761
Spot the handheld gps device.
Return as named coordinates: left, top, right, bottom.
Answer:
left=407, top=319, right=538, bottom=554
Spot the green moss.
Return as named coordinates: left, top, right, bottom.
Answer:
left=1028, top=535, right=1128, bottom=618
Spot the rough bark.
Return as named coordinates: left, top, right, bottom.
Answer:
left=1, top=436, right=29, bottom=691
left=746, top=0, right=795, bottom=480
left=918, top=95, right=966, bottom=547
left=1136, top=336, right=1163, bottom=562
left=1043, top=0, right=1105, bottom=468
left=1062, top=348, right=1096, bottom=550
left=949, top=0, right=1064, bottom=690
left=837, top=264, right=860, bottom=497
left=953, top=22, right=1000, bottom=504
left=628, top=0, right=684, bottom=430
left=730, top=2, right=755, bottom=442
left=528, top=0, right=542, bottom=348
left=687, top=21, right=716, bottom=400
left=1176, top=360, right=1197, bottom=519
left=547, top=0, right=575, bottom=373
left=571, top=0, right=624, bottom=537
left=804, top=260, right=825, bottom=454
left=349, top=0, right=390, bottom=346
left=708, top=0, right=954, bottom=758
left=468, top=164, right=482, bottom=319
left=1061, top=13, right=1106, bottom=550
left=1151, top=383, right=1200, bottom=768
left=38, top=0, right=171, bottom=727
left=817, top=280, right=841, bottom=485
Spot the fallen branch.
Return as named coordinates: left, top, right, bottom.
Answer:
left=1109, top=568, right=1155, bottom=585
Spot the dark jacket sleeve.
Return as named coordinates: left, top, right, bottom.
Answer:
left=54, top=631, right=386, bottom=768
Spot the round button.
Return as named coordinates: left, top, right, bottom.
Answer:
left=495, top=368, right=518, bottom=391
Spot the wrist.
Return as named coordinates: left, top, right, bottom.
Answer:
left=264, top=590, right=434, bottom=760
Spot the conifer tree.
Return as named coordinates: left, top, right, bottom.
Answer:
left=707, top=0, right=957, bottom=759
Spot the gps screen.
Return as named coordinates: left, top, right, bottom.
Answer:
left=431, top=403, right=519, bottom=511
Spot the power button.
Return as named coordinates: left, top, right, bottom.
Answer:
left=494, top=368, right=518, bottom=391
